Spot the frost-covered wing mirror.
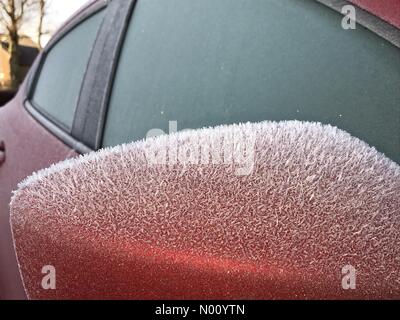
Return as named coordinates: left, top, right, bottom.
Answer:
left=10, top=121, right=400, bottom=299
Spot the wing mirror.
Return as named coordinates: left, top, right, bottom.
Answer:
left=10, top=121, right=400, bottom=299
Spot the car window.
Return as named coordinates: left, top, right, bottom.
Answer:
left=31, top=10, right=105, bottom=131
left=103, top=0, right=400, bottom=164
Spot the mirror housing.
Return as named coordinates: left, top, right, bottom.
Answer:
left=10, top=121, right=400, bottom=299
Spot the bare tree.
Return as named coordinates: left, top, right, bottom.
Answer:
left=0, top=0, right=32, bottom=87
left=0, top=0, right=48, bottom=87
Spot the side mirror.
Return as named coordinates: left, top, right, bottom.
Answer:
left=10, top=121, right=400, bottom=299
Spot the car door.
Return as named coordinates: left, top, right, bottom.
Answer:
left=0, top=0, right=108, bottom=299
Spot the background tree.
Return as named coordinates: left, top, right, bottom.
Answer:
left=0, top=0, right=32, bottom=87
left=0, top=0, right=48, bottom=87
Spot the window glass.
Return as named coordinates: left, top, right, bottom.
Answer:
left=103, top=0, right=400, bottom=164
left=32, top=10, right=105, bottom=130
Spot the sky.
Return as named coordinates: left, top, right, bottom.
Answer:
left=22, top=0, right=89, bottom=45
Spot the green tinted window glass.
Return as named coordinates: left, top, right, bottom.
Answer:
left=32, top=10, right=105, bottom=130
left=104, top=0, right=400, bottom=163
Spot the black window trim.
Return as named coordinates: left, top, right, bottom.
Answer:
left=72, top=0, right=137, bottom=150
left=23, top=0, right=110, bottom=154
left=25, top=101, right=93, bottom=154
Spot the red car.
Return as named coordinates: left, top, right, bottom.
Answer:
left=0, top=0, right=399, bottom=300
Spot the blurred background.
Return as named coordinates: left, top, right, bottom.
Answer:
left=0, top=0, right=87, bottom=104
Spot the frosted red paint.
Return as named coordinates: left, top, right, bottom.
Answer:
left=11, top=121, right=400, bottom=299
left=349, top=0, right=400, bottom=28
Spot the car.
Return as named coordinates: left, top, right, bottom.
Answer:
left=0, top=0, right=399, bottom=300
